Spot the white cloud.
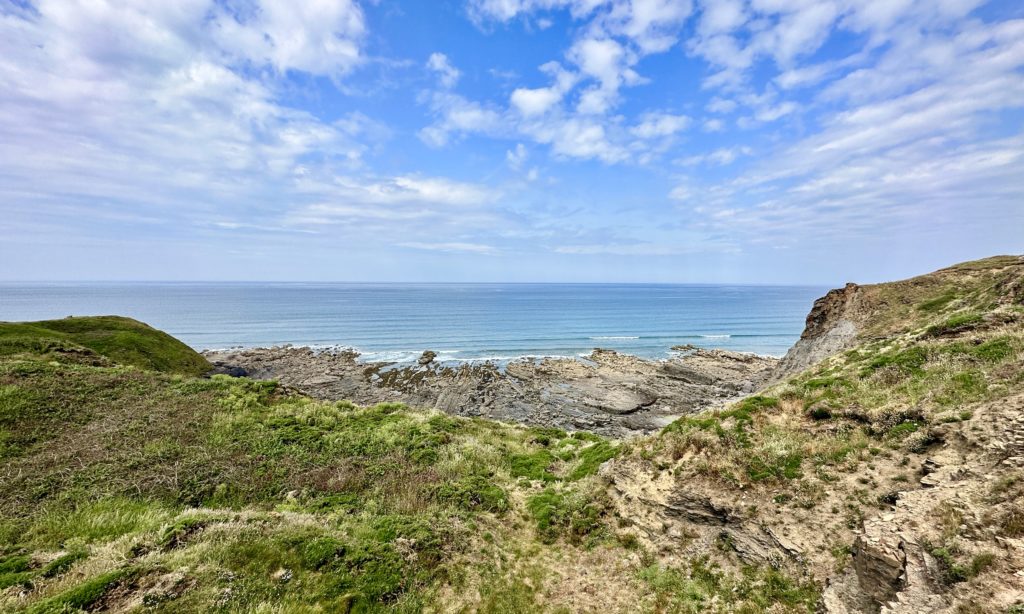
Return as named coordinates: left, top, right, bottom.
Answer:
left=0, top=0, right=518, bottom=260
left=0, top=1, right=371, bottom=215
left=703, top=118, right=725, bottom=132
left=284, top=174, right=502, bottom=231
left=706, top=96, right=738, bottom=113
left=775, top=62, right=833, bottom=89
left=424, top=2, right=694, bottom=161
left=469, top=0, right=686, bottom=122
left=510, top=60, right=578, bottom=116
left=467, top=0, right=607, bottom=24
left=511, top=86, right=565, bottom=116
left=468, top=0, right=691, bottom=53
left=507, top=143, right=530, bottom=169
left=522, top=116, right=630, bottom=162
left=554, top=243, right=691, bottom=256
left=605, top=0, right=693, bottom=52
left=418, top=92, right=505, bottom=146
left=427, top=52, right=462, bottom=88
left=752, top=100, right=797, bottom=122
left=676, top=146, right=753, bottom=166
left=697, top=0, right=746, bottom=36
left=569, top=37, right=637, bottom=87
left=630, top=112, right=690, bottom=138
left=400, top=241, right=497, bottom=254
left=213, top=0, right=365, bottom=76
left=670, top=14, right=1024, bottom=249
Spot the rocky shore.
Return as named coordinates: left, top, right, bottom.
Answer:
left=205, top=345, right=777, bottom=437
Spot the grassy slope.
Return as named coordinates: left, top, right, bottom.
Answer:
left=620, top=256, right=1024, bottom=610
left=0, top=319, right=815, bottom=612
left=649, top=255, right=1023, bottom=487
left=0, top=316, right=211, bottom=376
left=6, top=255, right=1017, bottom=612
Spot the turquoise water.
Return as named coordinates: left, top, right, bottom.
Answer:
left=0, top=283, right=827, bottom=362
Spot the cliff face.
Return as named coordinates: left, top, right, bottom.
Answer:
left=774, top=255, right=1024, bottom=380
left=774, top=282, right=863, bottom=378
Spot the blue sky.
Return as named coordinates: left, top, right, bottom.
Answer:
left=0, top=0, right=1022, bottom=284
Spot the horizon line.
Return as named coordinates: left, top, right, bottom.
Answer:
left=0, top=279, right=837, bottom=288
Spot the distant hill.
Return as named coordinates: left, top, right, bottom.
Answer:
left=0, top=315, right=211, bottom=376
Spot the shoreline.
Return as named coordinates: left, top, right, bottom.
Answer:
left=204, top=343, right=783, bottom=438
left=198, top=341, right=787, bottom=369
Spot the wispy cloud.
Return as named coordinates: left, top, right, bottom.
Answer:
left=399, top=241, right=498, bottom=254
left=1, top=0, right=1021, bottom=282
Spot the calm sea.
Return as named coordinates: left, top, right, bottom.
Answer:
left=0, top=283, right=827, bottom=362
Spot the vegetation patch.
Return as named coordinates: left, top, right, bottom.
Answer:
left=0, top=337, right=638, bottom=612
left=41, top=550, right=87, bottom=578
left=970, top=337, right=1016, bottom=362
left=0, top=316, right=210, bottom=375
left=26, top=566, right=139, bottom=614
left=509, top=449, right=557, bottom=482
left=917, top=291, right=958, bottom=313
left=526, top=487, right=607, bottom=545
left=639, top=557, right=819, bottom=613
left=926, top=312, right=984, bottom=337
left=927, top=544, right=996, bottom=585
left=567, top=441, right=620, bottom=480
left=862, top=346, right=929, bottom=375
left=435, top=474, right=510, bottom=513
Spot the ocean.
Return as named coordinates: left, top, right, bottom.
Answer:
left=0, top=283, right=827, bottom=363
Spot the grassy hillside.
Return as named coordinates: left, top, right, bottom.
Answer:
left=614, top=256, right=1024, bottom=612
left=649, top=255, right=1023, bottom=488
left=0, top=310, right=825, bottom=612
left=0, top=316, right=210, bottom=376
left=833, top=254, right=1023, bottom=341
left=0, top=337, right=814, bottom=612
left=1, top=256, right=1021, bottom=612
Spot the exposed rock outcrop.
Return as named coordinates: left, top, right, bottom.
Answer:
left=205, top=346, right=777, bottom=438
left=774, top=282, right=862, bottom=378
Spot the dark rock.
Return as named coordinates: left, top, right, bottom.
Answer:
left=202, top=345, right=778, bottom=438
left=208, top=364, right=248, bottom=378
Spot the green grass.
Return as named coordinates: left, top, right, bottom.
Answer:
left=863, top=346, right=929, bottom=375
left=660, top=396, right=807, bottom=484
left=0, top=316, right=210, bottom=375
left=435, top=474, right=510, bottom=513
left=917, top=290, right=958, bottom=313
left=639, top=557, right=819, bottom=613
left=0, top=338, right=637, bottom=612
left=567, top=440, right=620, bottom=480
left=926, top=312, right=985, bottom=337
left=509, top=449, right=557, bottom=482
left=971, top=337, right=1016, bottom=362
left=0, top=553, right=32, bottom=589
left=927, top=545, right=996, bottom=585
left=526, top=486, right=607, bottom=545
left=26, top=567, right=139, bottom=614
left=41, top=550, right=87, bottom=578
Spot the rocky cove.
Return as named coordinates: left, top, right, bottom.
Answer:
left=204, top=344, right=778, bottom=437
